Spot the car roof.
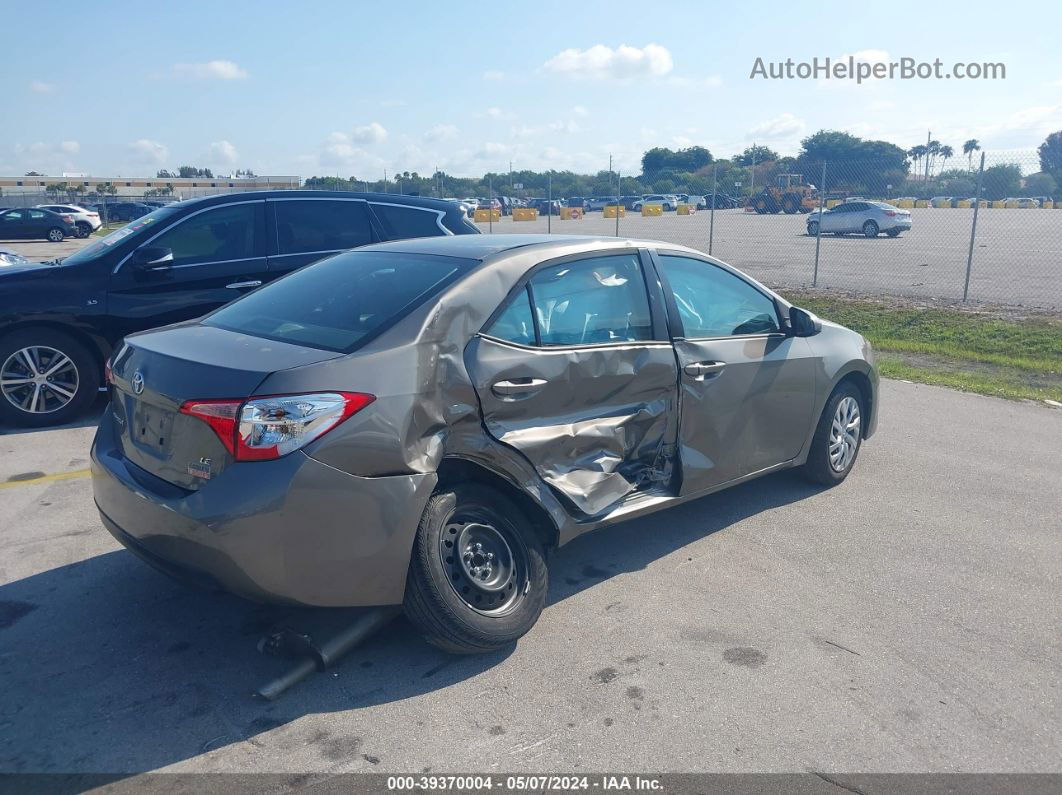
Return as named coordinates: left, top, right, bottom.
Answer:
left=159, top=190, right=461, bottom=212
left=357, top=233, right=700, bottom=262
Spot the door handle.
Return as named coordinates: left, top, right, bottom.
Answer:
left=226, top=280, right=263, bottom=289
left=491, top=378, right=548, bottom=397
left=683, top=361, right=726, bottom=378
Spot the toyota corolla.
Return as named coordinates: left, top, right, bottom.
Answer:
left=91, top=235, right=878, bottom=653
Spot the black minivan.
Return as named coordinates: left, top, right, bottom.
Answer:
left=0, top=191, right=478, bottom=427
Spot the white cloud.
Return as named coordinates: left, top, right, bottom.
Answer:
left=748, top=113, right=806, bottom=140
left=486, top=107, right=505, bottom=119
left=173, top=60, right=248, bottom=80
left=572, top=105, right=588, bottom=116
left=209, top=140, right=238, bottom=164
left=59, top=141, right=80, bottom=154
left=29, top=80, right=55, bottom=93
left=482, top=70, right=505, bottom=81
left=542, top=43, right=673, bottom=80
left=350, top=122, right=388, bottom=144
left=424, top=124, right=459, bottom=142
left=128, top=138, right=169, bottom=164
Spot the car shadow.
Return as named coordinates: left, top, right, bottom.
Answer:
left=0, top=469, right=820, bottom=773
left=0, top=396, right=105, bottom=436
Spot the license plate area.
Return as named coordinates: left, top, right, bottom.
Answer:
left=132, top=400, right=174, bottom=456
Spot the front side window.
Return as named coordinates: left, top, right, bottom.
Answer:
left=531, top=254, right=653, bottom=346
left=274, top=199, right=372, bottom=255
left=657, top=255, right=780, bottom=338
left=370, top=203, right=445, bottom=240
left=150, top=203, right=260, bottom=266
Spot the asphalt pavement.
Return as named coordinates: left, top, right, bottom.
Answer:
left=0, top=380, right=1059, bottom=774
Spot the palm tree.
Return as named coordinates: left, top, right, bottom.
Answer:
left=963, top=139, right=981, bottom=171
left=937, top=145, right=954, bottom=175
left=925, top=140, right=941, bottom=179
left=908, top=145, right=927, bottom=180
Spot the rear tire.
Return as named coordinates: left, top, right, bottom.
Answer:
left=886, top=229, right=901, bottom=237
left=802, top=382, right=864, bottom=486
left=782, top=194, right=800, bottom=214
left=404, top=483, right=548, bottom=654
left=46, top=227, right=65, bottom=242
left=862, top=220, right=879, bottom=238
left=75, top=222, right=91, bottom=238
left=0, top=328, right=100, bottom=428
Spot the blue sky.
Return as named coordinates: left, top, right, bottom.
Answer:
left=4, top=1, right=1060, bottom=179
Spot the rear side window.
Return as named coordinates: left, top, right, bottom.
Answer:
left=274, top=199, right=373, bottom=255
left=371, top=203, right=445, bottom=240
left=487, top=253, right=653, bottom=347
left=204, top=251, right=473, bottom=352
left=151, top=203, right=262, bottom=266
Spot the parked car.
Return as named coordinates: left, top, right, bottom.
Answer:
left=929, top=196, right=953, bottom=208
left=0, top=191, right=478, bottom=428
left=0, top=247, right=31, bottom=267
left=807, top=201, right=912, bottom=238
left=619, top=195, right=643, bottom=210
left=632, top=195, right=677, bottom=211
left=36, top=204, right=102, bottom=237
left=697, top=193, right=739, bottom=210
left=91, top=234, right=878, bottom=652
left=477, top=198, right=501, bottom=211
left=102, top=202, right=154, bottom=222
left=0, top=207, right=77, bottom=242
left=587, top=197, right=611, bottom=212
left=528, top=198, right=561, bottom=216
left=566, top=197, right=590, bottom=212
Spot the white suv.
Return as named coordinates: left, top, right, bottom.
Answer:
left=36, top=204, right=101, bottom=238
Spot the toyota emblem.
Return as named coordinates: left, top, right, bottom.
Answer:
left=131, top=370, right=145, bottom=395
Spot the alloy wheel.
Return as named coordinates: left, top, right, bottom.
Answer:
left=1, top=346, right=80, bottom=414
left=828, top=395, right=861, bottom=472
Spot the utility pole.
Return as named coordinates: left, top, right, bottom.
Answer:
left=750, top=142, right=756, bottom=195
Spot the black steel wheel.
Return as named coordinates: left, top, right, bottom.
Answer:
left=404, top=483, right=548, bottom=654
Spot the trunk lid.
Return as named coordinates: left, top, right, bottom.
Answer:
left=109, top=323, right=342, bottom=490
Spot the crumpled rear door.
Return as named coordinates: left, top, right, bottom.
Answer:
left=465, top=336, right=678, bottom=515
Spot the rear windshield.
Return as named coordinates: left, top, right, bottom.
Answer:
left=203, top=250, right=473, bottom=352
left=61, top=206, right=178, bottom=266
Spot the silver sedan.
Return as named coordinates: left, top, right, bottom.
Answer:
left=807, top=201, right=913, bottom=238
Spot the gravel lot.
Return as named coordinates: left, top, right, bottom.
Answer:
left=1, top=380, right=1060, bottom=774
left=4, top=206, right=1060, bottom=309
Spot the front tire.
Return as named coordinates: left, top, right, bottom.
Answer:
left=0, top=328, right=100, bottom=427
left=404, top=483, right=548, bottom=654
left=802, top=383, right=864, bottom=486
left=807, top=221, right=819, bottom=236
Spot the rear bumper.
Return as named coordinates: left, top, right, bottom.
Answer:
left=90, top=415, right=436, bottom=607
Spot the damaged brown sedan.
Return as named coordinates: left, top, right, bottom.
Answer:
left=91, top=235, right=878, bottom=653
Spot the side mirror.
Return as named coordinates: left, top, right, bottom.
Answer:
left=131, top=246, right=173, bottom=271
left=789, top=306, right=822, bottom=337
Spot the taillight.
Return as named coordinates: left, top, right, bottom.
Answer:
left=104, top=358, right=113, bottom=385
left=179, top=392, right=374, bottom=461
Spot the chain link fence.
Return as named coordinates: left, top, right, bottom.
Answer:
left=478, top=149, right=1062, bottom=311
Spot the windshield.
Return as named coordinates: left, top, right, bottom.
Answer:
left=203, top=250, right=475, bottom=352
left=60, top=206, right=179, bottom=266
